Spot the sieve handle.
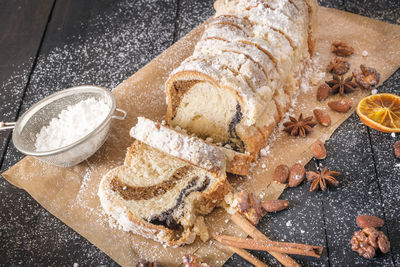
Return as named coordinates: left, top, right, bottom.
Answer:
left=112, top=108, right=127, bottom=120
left=0, top=122, right=16, bottom=131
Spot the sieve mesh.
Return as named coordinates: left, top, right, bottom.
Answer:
left=12, top=86, right=117, bottom=167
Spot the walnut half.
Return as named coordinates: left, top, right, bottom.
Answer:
left=353, top=64, right=380, bottom=89
left=351, top=227, right=390, bottom=259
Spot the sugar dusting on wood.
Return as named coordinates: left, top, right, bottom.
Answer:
left=1, top=0, right=400, bottom=266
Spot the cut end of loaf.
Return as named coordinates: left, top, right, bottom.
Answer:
left=166, top=71, right=247, bottom=153
left=170, top=80, right=238, bottom=143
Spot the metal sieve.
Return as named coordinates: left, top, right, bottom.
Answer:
left=0, top=85, right=126, bottom=167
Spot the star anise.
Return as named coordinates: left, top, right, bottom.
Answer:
left=326, top=74, right=357, bottom=96
left=306, top=167, right=340, bottom=192
left=326, top=57, right=350, bottom=75
left=283, top=113, right=317, bottom=137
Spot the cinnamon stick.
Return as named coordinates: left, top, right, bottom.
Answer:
left=212, top=232, right=269, bottom=267
left=231, top=212, right=300, bottom=267
left=216, top=234, right=324, bottom=258
left=225, top=246, right=269, bottom=267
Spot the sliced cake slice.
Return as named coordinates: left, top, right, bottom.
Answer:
left=98, top=141, right=231, bottom=246
left=128, top=117, right=251, bottom=175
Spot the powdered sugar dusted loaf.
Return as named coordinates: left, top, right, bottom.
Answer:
left=99, top=0, right=318, bottom=247
left=165, top=0, right=318, bottom=160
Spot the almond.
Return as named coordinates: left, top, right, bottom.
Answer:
left=328, top=99, right=352, bottom=113
left=356, top=215, right=384, bottom=229
left=311, top=139, right=327, bottom=159
left=262, top=200, right=289, bottom=212
left=288, top=163, right=305, bottom=187
left=273, top=164, right=290, bottom=184
left=394, top=141, right=400, bottom=158
left=317, top=83, right=330, bottom=101
left=313, top=109, right=331, bottom=127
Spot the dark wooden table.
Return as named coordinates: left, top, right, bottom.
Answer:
left=1, top=0, right=399, bottom=266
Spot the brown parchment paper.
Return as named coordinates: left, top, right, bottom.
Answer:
left=2, top=6, right=400, bottom=266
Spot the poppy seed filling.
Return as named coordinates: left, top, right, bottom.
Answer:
left=150, top=176, right=210, bottom=228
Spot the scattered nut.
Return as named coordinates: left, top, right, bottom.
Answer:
left=351, top=214, right=391, bottom=260
left=351, top=229, right=376, bottom=259
left=331, top=40, right=354, bottom=57
left=326, top=57, right=350, bottom=75
left=248, top=192, right=263, bottom=217
left=353, top=65, right=380, bottom=89
left=317, top=83, right=331, bottom=101
left=356, top=215, right=384, bottom=229
left=362, top=227, right=380, bottom=250
left=288, top=163, right=306, bottom=187
left=393, top=141, right=400, bottom=158
left=377, top=231, right=391, bottom=254
left=236, top=190, right=263, bottom=225
left=311, top=139, right=327, bottom=159
left=274, top=164, right=290, bottom=184
left=262, top=199, right=289, bottom=212
left=328, top=99, right=352, bottom=113
left=313, top=109, right=331, bottom=127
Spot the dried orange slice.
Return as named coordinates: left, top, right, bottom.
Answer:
left=356, top=93, right=400, bottom=133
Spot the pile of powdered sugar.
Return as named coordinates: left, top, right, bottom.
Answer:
left=35, top=97, right=109, bottom=151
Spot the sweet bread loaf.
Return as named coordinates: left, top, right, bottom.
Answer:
left=98, top=141, right=230, bottom=246
left=128, top=117, right=251, bottom=175
left=165, top=0, right=318, bottom=160
left=99, top=0, right=319, bottom=247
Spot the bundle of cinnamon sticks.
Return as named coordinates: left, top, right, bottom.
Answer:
left=214, top=212, right=324, bottom=267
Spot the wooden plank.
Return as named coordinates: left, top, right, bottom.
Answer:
left=344, top=0, right=400, bottom=24
left=320, top=113, right=394, bottom=266
left=0, top=0, right=178, bottom=266
left=318, top=0, right=345, bottom=9
left=176, top=0, right=215, bottom=40
left=0, top=0, right=54, bottom=168
left=367, top=69, right=400, bottom=266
